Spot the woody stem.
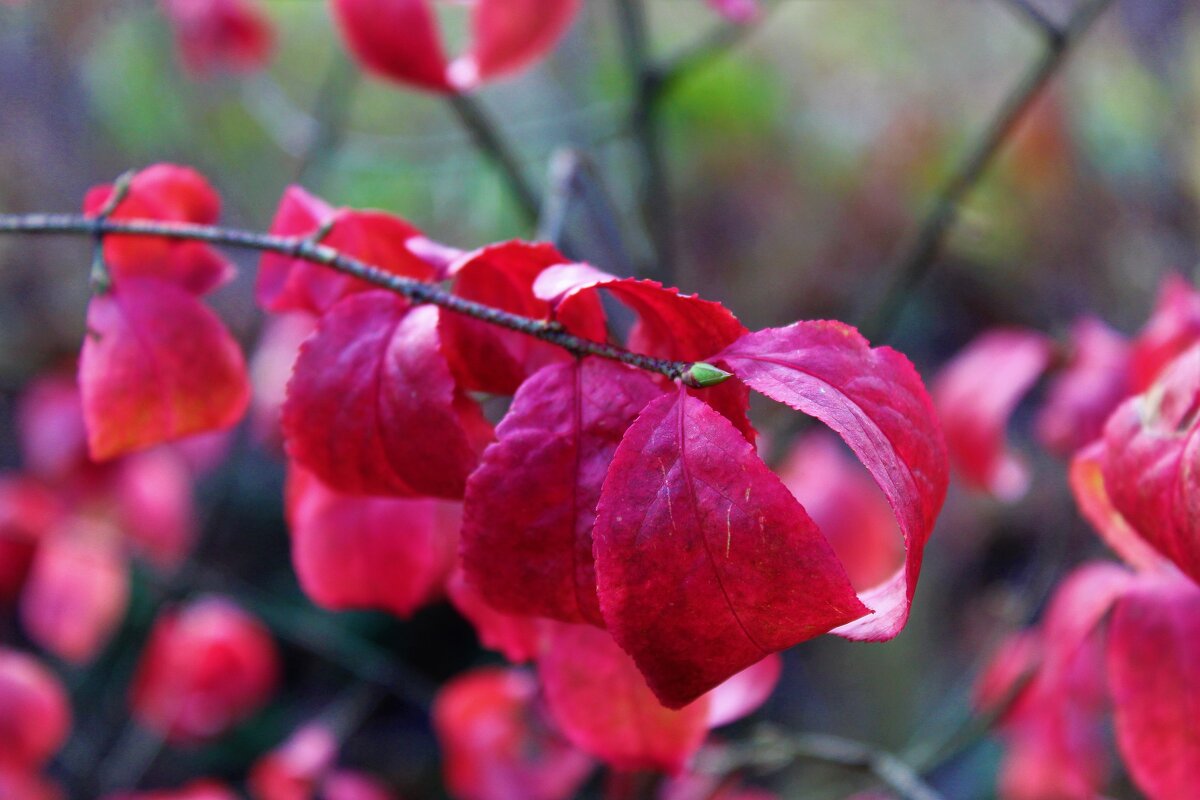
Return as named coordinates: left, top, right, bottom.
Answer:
left=0, top=212, right=705, bottom=383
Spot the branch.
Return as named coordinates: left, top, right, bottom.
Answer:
left=447, top=93, right=543, bottom=225
left=0, top=213, right=724, bottom=386
left=859, top=0, right=1115, bottom=342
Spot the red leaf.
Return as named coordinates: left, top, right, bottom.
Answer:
left=535, top=264, right=754, bottom=440
left=80, top=277, right=250, bottom=461
left=450, top=0, right=581, bottom=90
left=250, top=312, right=317, bottom=448
left=538, top=623, right=711, bottom=773
left=257, top=187, right=435, bottom=315
left=777, top=432, right=902, bottom=591
left=0, top=479, right=60, bottom=605
left=20, top=522, right=129, bottom=665
left=439, top=241, right=581, bottom=395
left=113, top=449, right=197, bottom=571
left=462, top=358, right=665, bottom=624
left=248, top=723, right=338, bottom=800
left=283, top=294, right=489, bottom=498
left=162, top=0, right=273, bottom=77
left=1069, top=442, right=1169, bottom=573
left=108, top=780, right=239, bottom=800
left=1100, top=344, right=1200, bottom=584
left=931, top=328, right=1053, bottom=499
left=84, top=164, right=234, bottom=295
left=130, top=597, right=279, bottom=744
left=593, top=387, right=866, bottom=708
left=1108, top=577, right=1200, bottom=800
left=16, top=372, right=91, bottom=483
left=320, top=772, right=394, bottom=800
left=446, top=570, right=545, bottom=664
left=331, top=0, right=452, bottom=92
left=1035, top=317, right=1131, bottom=456
left=1130, top=273, right=1200, bottom=392
left=432, top=667, right=593, bottom=800
left=0, top=648, right=71, bottom=771
left=287, top=467, right=460, bottom=618
left=717, top=321, right=947, bottom=642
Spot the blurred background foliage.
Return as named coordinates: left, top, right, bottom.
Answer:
left=0, top=0, right=1196, bottom=797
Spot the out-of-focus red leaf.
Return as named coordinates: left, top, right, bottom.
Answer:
left=250, top=312, right=316, bottom=447
left=16, top=373, right=91, bottom=483
left=113, top=449, right=196, bottom=571
left=130, top=597, right=279, bottom=744
left=535, top=265, right=754, bottom=441
left=1036, top=317, right=1131, bottom=456
left=777, top=432, right=903, bottom=591
left=0, top=768, right=63, bottom=800
left=704, top=653, right=781, bottom=728
left=283, top=295, right=489, bottom=498
left=973, top=631, right=1040, bottom=725
left=984, top=563, right=1133, bottom=800
left=1130, top=274, right=1200, bottom=392
left=439, top=241, right=581, bottom=395
left=0, top=648, right=71, bottom=771
left=1069, top=442, right=1169, bottom=573
left=80, top=277, right=250, bottom=461
left=1108, top=577, right=1200, bottom=800
left=162, top=0, right=273, bottom=77
left=462, top=358, right=664, bottom=625
left=105, top=780, right=239, bottom=800
left=593, top=387, right=865, bottom=708
left=257, top=187, right=435, bottom=315
left=446, top=570, right=545, bottom=664
left=287, top=467, right=460, bottom=618
left=248, top=723, right=338, bottom=800
left=1100, top=344, right=1200, bottom=584
left=320, top=771, right=395, bottom=800
left=433, top=667, right=593, bottom=800
left=20, top=523, right=129, bottom=664
left=717, top=321, right=948, bottom=643
left=931, top=328, right=1053, bottom=499
left=84, top=164, right=233, bottom=294
left=538, top=623, right=710, bottom=773
left=0, top=480, right=60, bottom=605
left=449, top=0, right=581, bottom=90
left=331, top=0, right=451, bottom=91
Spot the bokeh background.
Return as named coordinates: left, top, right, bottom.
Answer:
left=0, top=0, right=1196, bottom=797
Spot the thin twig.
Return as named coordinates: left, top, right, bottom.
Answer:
left=294, top=53, right=361, bottom=185
left=538, top=148, right=637, bottom=275
left=0, top=213, right=707, bottom=383
left=995, top=0, right=1066, bottom=43
left=859, top=0, right=1115, bottom=342
left=446, top=93, right=543, bottom=225
left=615, top=0, right=676, bottom=283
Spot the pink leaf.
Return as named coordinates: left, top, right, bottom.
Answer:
left=704, top=653, right=781, bottom=728
left=538, top=623, right=711, bottom=773
left=462, top=358, right=665, bottom=624
left=717, top=321, right=947, bottom=642
left=706, top=0, right=760, bottom=24
left=1035, top=317, right=1131, bottom=456
left=162, top=0, right=273, bottom=78
left=113, top=449, right=197, bottom=572
left=247, top=722, right=338, bottom=800
left=931, top=328, right=1053, bottom=499
left=283, top=294, right=489, bottom=498
left=432, top=667, right=593, bottom=800
left=1069, top=442, right=1169, bottom=573
left=593, top=387, right=866, bottom=708
left=450, top=0, right=581, bottom=90
left=287, top=467, right=460, bottom=618
left=80, top=277, right=250, bottom=461
left=1100, top=344, right=1200, bottom=584
left=84, top=164, right=234, bottom=295
left=1108, top=577, right=1200, bottom=800
left=20, top=523, right=129, bottom=665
